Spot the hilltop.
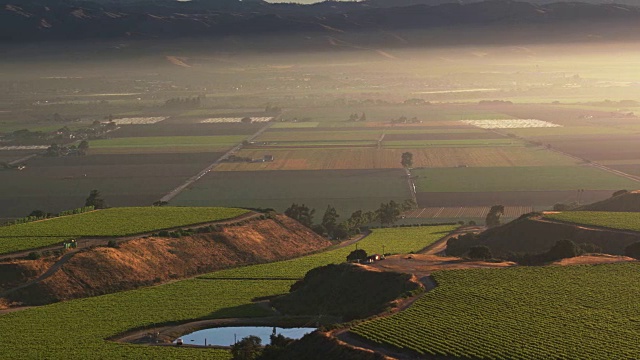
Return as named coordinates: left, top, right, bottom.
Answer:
left=448, top=213, right=640, bottom=258
left=577, top=190, right=640, bottom=212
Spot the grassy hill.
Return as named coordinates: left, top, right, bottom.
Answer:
left=578, top=191, right=640, bottom=212
left=453, top=213, right=640, bottom=257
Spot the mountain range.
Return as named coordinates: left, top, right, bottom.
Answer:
left=2, top=0, right=640, bottom=45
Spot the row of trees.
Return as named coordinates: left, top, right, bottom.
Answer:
left=285, top=200, right=415, bottom=240
left=45, top=141, right=89, bottom=157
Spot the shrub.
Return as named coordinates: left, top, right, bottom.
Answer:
left=468, top=246, right=492, bottom=260
left=27, top=252, right=41, bottom=260
left=625, top=242, right=640, bottom=259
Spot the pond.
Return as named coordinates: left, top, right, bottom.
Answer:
left=174, top=326, right=316, bottom=346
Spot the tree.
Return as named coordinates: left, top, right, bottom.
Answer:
left=402, top=199, right=416, bottom=211
left=485, top=205, right=504, bottom=228
left=321, top=205, right=340, bottom=238
left=78, top=140, right=89, bottom=155
left=284, top=203, right=315, bottom=228
left=546, top=239, right=580, bottom=261
left=401, top=152, right=413, bottom=169
left=376, top=200, right=402, bottom=226
left=241, top=117, right=253, bottom=124
left=259, top=333, right=294, bottom=360
left=346, top=249, right=367, bottom=262
left=467, top=246, right=492, bottom=260
left=231, top=336, right=262, bottom=360
left=28, top=210, right=46, bottom=218
left=85, top=189, right=107, bottom=209
left=625, top=242, right=640, bottom=259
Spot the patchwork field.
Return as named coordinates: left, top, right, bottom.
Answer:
left=172, top=169, right=410, bottom=217
left=351, top=263, right=640, bottom=359
left=216, top=146, right=577, bottom=171
left=413, top=166, right=639, bottom=193
left=0, top=153, right=222, bottom=218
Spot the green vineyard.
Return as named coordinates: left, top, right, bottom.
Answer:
left=546, top=211, right=640, bottom=232
left=0, top=207, right=248, bottom=254
left=351, top=263, right=640, bottom=359
left=0, top=226, right=453, bottom=359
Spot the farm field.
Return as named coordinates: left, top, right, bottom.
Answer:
left=382, top=139, right=523, bottom=148
left=216, top=146, right=576, bottom=171
left=256, top=130, right=383, bottom=142
left=404, top=206, right=534, bottom=219
left=111, top=123, right=265, bottom=137
left=0, top=226, right=454, bottom=359
left=412, top=166, right=640, bottom=193
left=172, top=169, right=410, bottom=218
left=537, top=135, right=640, bottom=162
left=545, top=211, right=640, bottom=232
left=89, top=135, right=246, bottom=153
left=351, top=263, right=640, bottom=359
left=0, top=153, right=223, bottom=218
left=415, top=190, right=614, bottom=208
left=0, top=206, right=248, bottom=254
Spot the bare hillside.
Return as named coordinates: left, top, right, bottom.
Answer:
left=0, top=215, right=331, bottom=306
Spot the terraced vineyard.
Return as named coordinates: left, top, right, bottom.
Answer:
left=0, top=226, right=454, bottom=359
left=0, top=207, right=248, bottom=254
left=545, top=211, right=640, bottom=232
left=351, top=263, right=640, bottom=359
left=201, top=226, right=455, bottom=279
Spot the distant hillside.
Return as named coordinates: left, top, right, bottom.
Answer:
left=449, top=214, right=640, bottom=257
left=0, top=214, right=331, bottom=306
left=578, top=191, right=640, bottom=212
left=2, top=0, right=640, bottom=45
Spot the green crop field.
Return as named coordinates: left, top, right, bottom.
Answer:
left=256, top=130, right=383, bottom=142
left=202, top=225, right=456, bottom=279
left=0, top=207, right=248, bottom=254
left=545, top=211, right=640, bottom=232
left=351, top=263, right=640, bottom=359
left=382, top=139, right=522, bottom=148
left=172, top=169, right=410, bottom=217
left=0, top=226, right=454, bottom=359
left=413, top=166, right=640, bottom=192
left=0, top=279, right=292, bottom=360
left=90, top=136, right=246, bottom=149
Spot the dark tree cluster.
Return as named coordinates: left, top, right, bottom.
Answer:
left=347, top=112, right=366, bottom=122
left=163, top=96, right=201, bottom=109
left=284, top=199, right=414, bottom=241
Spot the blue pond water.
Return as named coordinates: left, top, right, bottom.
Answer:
left=175, top=326, right=315, bottom=346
